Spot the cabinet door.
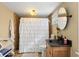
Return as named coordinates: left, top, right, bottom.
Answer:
left=53, top=47, right=70, bottom=57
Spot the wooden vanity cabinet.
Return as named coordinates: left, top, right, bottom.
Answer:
left=46, top=46, right=70, bottom=57
left=46, top=47, right=53, bottom=57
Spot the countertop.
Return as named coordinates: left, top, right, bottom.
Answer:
left=46, top=39, right=72, bottom=47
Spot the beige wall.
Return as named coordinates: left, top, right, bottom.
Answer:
left=0, top=3, right=20, bottom=52
left=51, top=2, right=78, bottom=56
left=59, top=2, right=78, bottom=57
left=0, top=3, right=15, bottom=39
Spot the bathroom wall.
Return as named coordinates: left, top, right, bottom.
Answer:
left=51, top=2, right=78, bottom=56
left=0, top=3, right=15, bottom=40
left=0, top=3, right=19, bottom=51
left=59, top=2, right=78, bottom=57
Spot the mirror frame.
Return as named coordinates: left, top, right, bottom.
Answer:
left=57, top=7, right=67, bottom=30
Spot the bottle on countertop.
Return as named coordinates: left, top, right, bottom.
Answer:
left=54, top=35, right=57, bottom=40
left=60, top=35, right=64, bottom=40
left=57, top=35, right=64, bottom=44
left=64, top=36, right=67, bottom=45
left=57, top=36, right=61, bottom=40
left=51, top=34, right=54, bottom=39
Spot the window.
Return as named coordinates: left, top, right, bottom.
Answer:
left=19, top=18, right=49, bottom=53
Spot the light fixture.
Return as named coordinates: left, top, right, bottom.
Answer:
left=58, top=7, right=72, bottom=18
left=30, top=10, right=37, bottom=16
left=58, top=7, right=67, bottom=17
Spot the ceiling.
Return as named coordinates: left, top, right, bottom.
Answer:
left=2, top=2, right=61, bottom=17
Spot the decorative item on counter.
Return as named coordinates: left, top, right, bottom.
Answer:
left=54, top=35, right=57, bottom=40
left=60, top=35, right=64, bottom=40
left=51, top=34, right=54, bottom=39
left=57, top=35, right=64, bottom=45
left=64, top=36, right=67, bottom=45
left=57, top=35, right=61, bottom=40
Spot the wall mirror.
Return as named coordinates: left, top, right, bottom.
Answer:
left=57, top=7, right=67, bottom=30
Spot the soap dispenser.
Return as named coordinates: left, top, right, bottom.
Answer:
left=64, top=36, right=67, bottom=45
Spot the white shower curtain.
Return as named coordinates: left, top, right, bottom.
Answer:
left=19, top=18, right=49, bottom=53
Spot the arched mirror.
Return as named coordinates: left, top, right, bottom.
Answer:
left=57, top=7, right=67, bottom=30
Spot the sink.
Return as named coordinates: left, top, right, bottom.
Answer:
left=46, top=39, right=72, bottom=47
left=47, top=40, right=64, bottom=46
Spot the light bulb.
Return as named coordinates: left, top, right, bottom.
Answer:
left=30, top=10, right=37, bottom=16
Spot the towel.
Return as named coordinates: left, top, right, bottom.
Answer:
left=0, top=53, right=3, bottom=57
